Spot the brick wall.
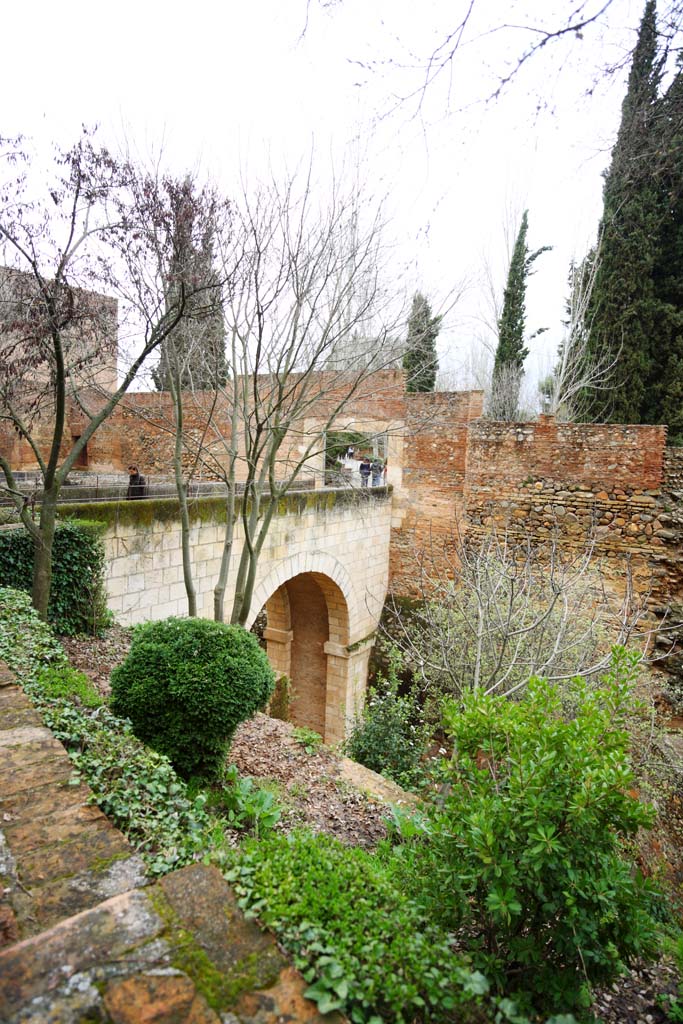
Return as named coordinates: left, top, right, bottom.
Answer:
left=389, top=390, right=484, bottom=592
left=3, top=370, right=408, bottom=483
left=464, top=415, right=666, bottom=495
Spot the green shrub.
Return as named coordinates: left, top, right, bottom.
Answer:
left=110, top=617, right=275, bottom=780
left=226, top=830, right=490, bottom=1024
left=0, top=520, right=111, bottom=635
left=345, top=657, right=429, bottom=789
left=395, top=650, right=662, bottom=1014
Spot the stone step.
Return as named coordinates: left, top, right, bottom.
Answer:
left=0, top=665, right=147, bottom=942
left=0, top=862, right=340, bottom=1024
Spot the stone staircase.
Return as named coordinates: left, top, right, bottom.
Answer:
left=0, top=663, right=339, bottom=1023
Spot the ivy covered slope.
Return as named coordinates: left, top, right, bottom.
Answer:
left=0, top=587, right=218, bottom=876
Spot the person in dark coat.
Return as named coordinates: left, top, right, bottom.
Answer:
left=126, top=464, right=148, bottom=499
left=359, top=457, right=371, bottom=487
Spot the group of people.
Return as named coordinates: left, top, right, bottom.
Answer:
left=344, top=446, right=386, bottom=488
left=359, top=456, right=386, bottom=488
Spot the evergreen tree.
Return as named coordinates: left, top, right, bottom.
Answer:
left=584, top=0, right=683, bottom=432
left=153, top=179, right=227, bottom=392
left=403, top=292, right=442, bottom=392
left=489, top=210, right=550, bottom=419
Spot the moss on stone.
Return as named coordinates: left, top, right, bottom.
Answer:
left=56, top=485, right=392, bottom=534
left=147, top=885, right=281, bottom=1011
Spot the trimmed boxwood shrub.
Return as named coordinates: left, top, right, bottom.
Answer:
left=110, top=617, right=275, bottom=779
left=0, top=519, right=110, bottom=635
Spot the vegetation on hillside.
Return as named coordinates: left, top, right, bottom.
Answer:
left=2, top=584, right=679, bottom=1022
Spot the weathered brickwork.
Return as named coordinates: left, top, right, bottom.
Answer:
left=465, top=415, right=666, bottom=494
left=388, top=390, right=484, bottom=591
left=3, top=370, right=408, bottom=482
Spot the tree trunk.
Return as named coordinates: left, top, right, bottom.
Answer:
left=214, top=485, right=236, bottom=622
left=31, top=491, right=57, bottom=620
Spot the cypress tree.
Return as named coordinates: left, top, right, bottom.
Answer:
left=585, top=0, right=683, bottom=430
left=489, top=210, right=550, bottom=419
left=403, top=292, right=442, bottom=392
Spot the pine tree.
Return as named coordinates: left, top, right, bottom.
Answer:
left=489, top=210, right=550, bottom=419
left=584, top=0, right=683, bottom=429
left=402, top=292, right=442, bottom=392
left=153, top=179, right=227, bottom=392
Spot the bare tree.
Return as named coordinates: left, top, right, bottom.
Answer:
left=0, top=132, right=226, bottom=618
left=185, top=170, right=402, bottom=626
left=545, top=248, right=621, bottom=421
left=383, top=525, right=657, bottom=716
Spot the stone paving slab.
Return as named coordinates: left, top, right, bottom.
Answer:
left=18, top=821, right=132, bottom=888
left=11, top=854, right=149, bottom=936
left=1, top=778, right=94, bottom=825
left=0, top=704, right=43, bottom=730
left=0, top=864, right=342, bottom=1024
left=4, top=800, right=111, bottom=854
left=0, top=756, right=75, bottom=799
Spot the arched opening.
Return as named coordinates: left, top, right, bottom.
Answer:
left=258, top=571, right=351, bottom=742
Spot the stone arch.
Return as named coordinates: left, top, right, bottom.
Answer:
left=246, top=552, right=356, bottom=640
left=248, top=554, right=365, bottom=743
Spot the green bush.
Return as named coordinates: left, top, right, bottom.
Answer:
left=226, top=830, right=490, bottom=1024
left=345, top=657, right=429, bottom=789
left=395, top=650, right=662, bottom=1014
left=110, top=617, right=275, bottom=780
left=0, top=520, right=110, bottom=635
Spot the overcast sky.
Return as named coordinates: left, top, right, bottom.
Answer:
left=2, top=0, right=653, bottom=393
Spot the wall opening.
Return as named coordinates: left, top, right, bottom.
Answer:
left=259, top=570, right=350, bottom=741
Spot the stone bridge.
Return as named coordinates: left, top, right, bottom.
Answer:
left=63, top=487, right=395, bottom=744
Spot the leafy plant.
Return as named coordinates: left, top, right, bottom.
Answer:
left=225, top=830, right=491, bottom=1024
left=33, top=664, right=103, bottom=708
left=394, top=650, right=662, bottom=1014
left=292, top=726, right=323, bottom=754
left=345, top=655, right=428, bottom=789
left=0, top=520, right=111, bottom=635
left=110, top=617, right=275, bottom=779
left=205, top=764, right=281, bottom=836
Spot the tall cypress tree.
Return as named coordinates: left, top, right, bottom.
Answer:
left=585, top=0, right=683, bottom=431
left=489, top=210, right=550, bottom=419
left=649, top=59, right=683, bottom=439
left=403, top=292, right=442, bottom=392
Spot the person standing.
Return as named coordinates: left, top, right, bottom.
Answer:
left=126, top=464, right=148, bottom=500
left=371, top=458, right=383, bottom=487
left=359, top=457, right=371, bottom=488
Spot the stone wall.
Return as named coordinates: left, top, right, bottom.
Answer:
left=464, top=415, right=666, bottom=495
